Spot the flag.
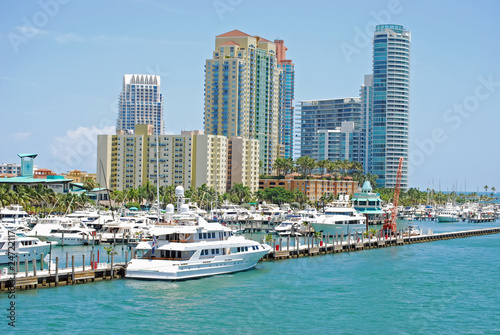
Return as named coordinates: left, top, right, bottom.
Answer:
left=151, top=235, right=157, bottom=255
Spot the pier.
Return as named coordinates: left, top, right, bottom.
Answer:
left=263, top=227, right=500, bottom=260
left=0, top=251, right=128, bottom=292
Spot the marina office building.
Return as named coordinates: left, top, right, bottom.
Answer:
left=97, top=125, right=259, bottom=193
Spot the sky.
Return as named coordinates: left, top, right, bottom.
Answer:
left=1, top=0, right=499, bottom=192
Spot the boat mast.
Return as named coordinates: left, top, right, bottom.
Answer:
left=156, top=133, right=160, bottom=224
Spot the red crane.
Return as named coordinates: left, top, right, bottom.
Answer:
left=382, top=157, right=404, bottom=234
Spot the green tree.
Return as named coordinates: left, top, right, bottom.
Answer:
left=229, top=183, right=251, bottom=204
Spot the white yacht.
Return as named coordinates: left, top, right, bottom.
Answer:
left=126, top=186, right=271, bottom=281
left=44, top=227, right=98, bottom=245
left=437, top=203, right=459, bottom=222
left=404, top=224, right=421, bottom=236
left=0, top=227, right=56, bottom=264
left=309, top=198, right=366, bottom=236
left=209, top=202, right=250, bottom=222
left=29, top=216, right=83, bottom=238
left=100, top=218, right=149, bottom=244
left=0, top=204, right=33, bottom=231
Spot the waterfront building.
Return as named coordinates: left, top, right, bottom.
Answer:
left=68, top=183, right=110, bottom=203
left=364, top=24, right=410, bottom=188
left=204, top=30, right=282, bottom=174
left=97, top=125, right=259, bottom=193
left=62, top=170, right=97, bottom=184
left=275, top=38, right=295, bottom=159
left=116, top=74, right=164, bottom=135
left=33, top=168, right=57, bottom=179
left=298, top=98, right=363, bottom=164
left=0, top=154, right=72, bottom=193
left=259, top=174, right=358, bottom=202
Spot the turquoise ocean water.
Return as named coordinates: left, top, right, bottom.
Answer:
left=2, top=220, right=500, bottom=334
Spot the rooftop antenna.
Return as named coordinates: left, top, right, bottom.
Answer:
left=156, top=133, right=160, bottom=224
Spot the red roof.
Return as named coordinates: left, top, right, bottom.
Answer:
left=220, top=41, right=240, bottom=46
left=256, top=36, right=271, bottom=43
left=217, top=29, right=252, bottom=38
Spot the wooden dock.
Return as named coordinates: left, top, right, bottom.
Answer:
left=263, top=227, right=500, bottom=260
left=0, top=252, right=128, bottom=292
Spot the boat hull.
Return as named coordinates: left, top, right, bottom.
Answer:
left=125, top=249, right=270, bottom=281
left=0, top=243, right=53, bottom=264
left=437, top=216, right=458, bottom=222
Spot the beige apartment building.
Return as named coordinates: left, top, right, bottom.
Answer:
left=97, top=125, right=258, bottom=193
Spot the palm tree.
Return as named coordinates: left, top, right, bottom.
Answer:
left=317, top=159, right=330, bottom=177
left=484, top=185, right=489, bottom=194
left=83, top=179, right=98, bottom=196
left=295, top=156, right=316, bottom=177
left=229, top=183, right=251, bottom=204
left=140, top=181, right=157, bottom=207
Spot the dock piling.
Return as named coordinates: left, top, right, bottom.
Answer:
left=33, top=258, right=36, bottom=277
left=71, top=255, right=75, bottom=283
left=55, top=257, right=59, bottom=286
left=111, top=253, right=115, bottom=279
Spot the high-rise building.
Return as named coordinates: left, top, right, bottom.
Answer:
left=204, top=30, right=282, bottom=175
left=295, top=25, right=410, bottom=189
left=275, top=38, right=295, bottom=159
left=227, top=137, right=260, bottom=193
left=368, top=24, right=410, bottom=188
left=116, top=74, right=164, bottom=135
left=359, top=74, right=373, bottom=174
left=298, top=98, right=363, bottom=163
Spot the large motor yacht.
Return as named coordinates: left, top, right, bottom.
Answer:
left=126, top=186, right=271, bottom=281
left=309, top=196, right=366, bottom=236
left=0, top=226, right=56, bottom=264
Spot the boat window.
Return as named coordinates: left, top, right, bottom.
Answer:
left=211, top=232, right=215, bottom=238
left=203, top=233, right=207, bottom=239
left=0, top=242, right=4, bottom=249
left=198, top=233, right=203, bottom=239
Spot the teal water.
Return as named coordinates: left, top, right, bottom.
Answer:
left=2, top=220, right=500, bottom=334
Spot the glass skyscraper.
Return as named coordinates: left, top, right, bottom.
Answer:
left=369, top=24, right=410, bottom=189
left=275, top=38, right=295, bottom=159
left=298, top=98, right=363, bottom=163
left=116, top=74, right=164, bottom=135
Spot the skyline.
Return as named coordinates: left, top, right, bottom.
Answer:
left=1, top=0, right=499, bottom=192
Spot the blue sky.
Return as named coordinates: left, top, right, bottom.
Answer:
left=1, top=0, right=499, bottom=192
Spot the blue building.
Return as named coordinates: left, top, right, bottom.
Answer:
left=367, top=24, right=410, bottom=189
left=298, top=98, right=363, bottom=163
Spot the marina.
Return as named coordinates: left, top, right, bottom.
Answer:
left=2, top=225, right=498, bottom=291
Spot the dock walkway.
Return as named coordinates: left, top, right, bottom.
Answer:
left=264, top=227, right=500, bottom=260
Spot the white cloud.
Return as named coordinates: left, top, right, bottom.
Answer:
left=49, top=125, right=115, bottom=173
left=13, top=131, right=32, bottom=140
left=16, top=26, right=48, bottom=37
left=54, top=33, right=85, bottom=44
